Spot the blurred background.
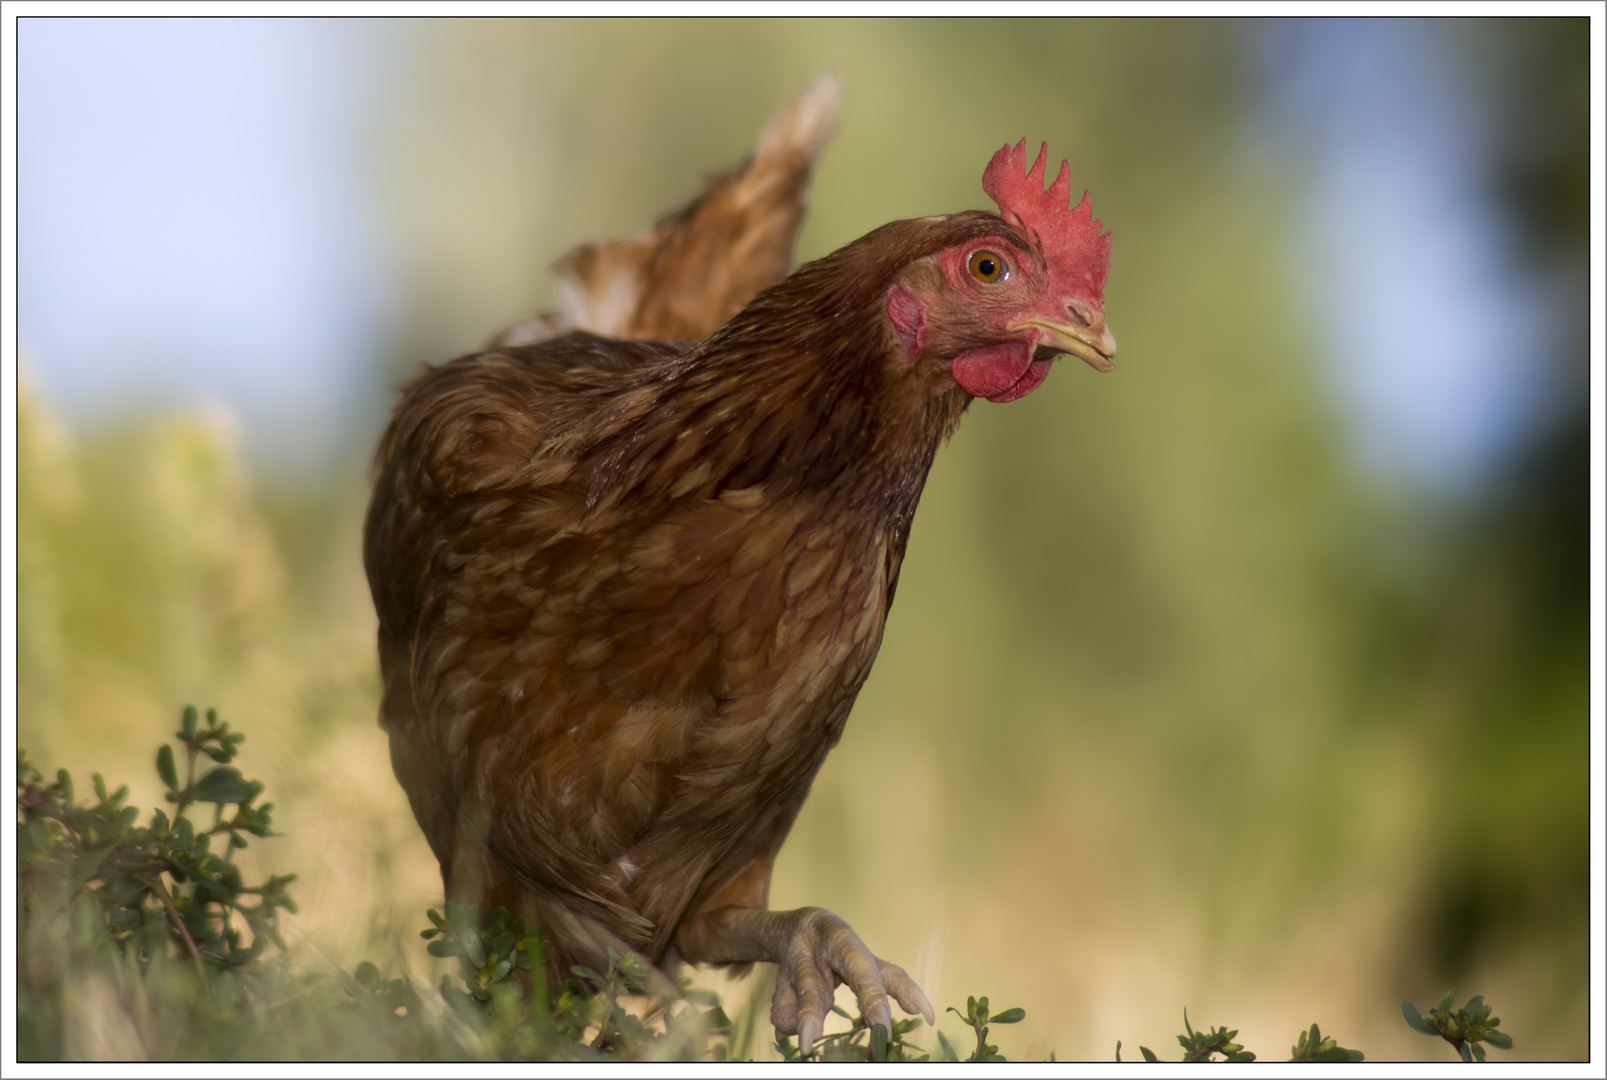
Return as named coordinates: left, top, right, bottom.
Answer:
left=15, top=16, right=1592, bottom=1060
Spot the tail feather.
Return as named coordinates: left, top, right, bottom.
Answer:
left=489, top=72, right=841, bottom=349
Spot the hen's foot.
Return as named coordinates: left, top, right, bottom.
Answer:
left=678, top=904, right=933, bottom=1055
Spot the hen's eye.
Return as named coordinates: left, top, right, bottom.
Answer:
left=968, top=250, right=1007, bottom=283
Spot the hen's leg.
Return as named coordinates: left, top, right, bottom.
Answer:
left=676, top=904, right=934, bottom=1055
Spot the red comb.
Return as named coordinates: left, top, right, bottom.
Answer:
left=982, top=139, right=1111, bottom=302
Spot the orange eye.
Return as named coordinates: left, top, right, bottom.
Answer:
left=968, top=250, right=1007, bottom=283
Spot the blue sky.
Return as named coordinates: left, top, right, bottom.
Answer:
left=19, top=18, right=396, bottom=477
left=1253, top=19, right=1559, bottom=498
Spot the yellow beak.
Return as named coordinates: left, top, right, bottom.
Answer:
left=1015, top=314, right=1118, bottom=373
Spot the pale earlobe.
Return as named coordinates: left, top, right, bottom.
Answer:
left=886, top=282, right=926, bottom=359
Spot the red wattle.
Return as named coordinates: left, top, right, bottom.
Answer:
left=989, top=357, right=1052, bottom=402
left=951, top=342, right=1051, bottom=402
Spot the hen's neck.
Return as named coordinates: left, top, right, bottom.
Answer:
left=583, top=214, right=1022, bottom=542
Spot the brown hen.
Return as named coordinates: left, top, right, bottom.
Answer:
left=364, top=100, right=1116, bottom=1051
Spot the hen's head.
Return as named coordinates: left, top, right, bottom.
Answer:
left=885, top=140, right=1115, bottom=403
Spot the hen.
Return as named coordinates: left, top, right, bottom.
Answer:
left=364, top=109, right=1116, bottom=1051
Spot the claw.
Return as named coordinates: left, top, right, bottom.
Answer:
left=798, top=1012, right=823, bottom=1057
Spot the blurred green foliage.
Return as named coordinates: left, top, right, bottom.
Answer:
left=19, top=707, right=298, bottom=1058
left=16, top=17, right=1588, bottom=1061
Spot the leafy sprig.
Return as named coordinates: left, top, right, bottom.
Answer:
left=422, top=902, right=543, bottom=1003
left=1289, top=1021, right=1366, bottom=1062
left=1403, top=991, right=1513, bottom=1062
left=936, top=994, right=1025, bottom=1062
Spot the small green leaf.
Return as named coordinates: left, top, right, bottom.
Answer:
left=1140, top=1045, right=1159, bottom=1062
left=354, top=961, right=381, bottom=989
left=191, top=766, right=253, bottom=805
left=870, top=1022, right=889, bottom=1061
left=203, top=745, right=232, bottom=764
left=936, top=1031, right=959, bottom=1062
left=1484, top=1030, right=1513, bottom=1050
left=92, top=772, right=108, bottom=803
left=55, top=769, right=73, bottom=803
left=485, top=906, right=510, bottom=936
left=1463, top=994, right=1485, bottom=1019
left=182, top=705, right=198, bottom=736
left=426, top=938, right=462, bottom=958
left=1472, top=1043, right=1486, bottom=1062
left=1439, top=989, right=1457, bottom=1014
left=156, top=744, right=178, bottom=791
left=1402, top=1000, right=1435, bottom=1035
left=1458, top=1042, right=1473, bottom=1063
left=989, top=1007, right=1025, bottom=1024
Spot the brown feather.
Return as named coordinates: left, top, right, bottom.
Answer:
left=489, top=73, right=840, bottom=348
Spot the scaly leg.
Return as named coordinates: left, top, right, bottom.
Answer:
left=675, top=903, right=934, bottom=1055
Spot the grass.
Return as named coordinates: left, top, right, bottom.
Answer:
left=19, top=706, right=1523, bottom=1064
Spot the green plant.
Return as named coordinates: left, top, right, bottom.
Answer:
left=421, top=902, right=544, bottom=1003
left=931, top=994, right=1024, bottom=1062
left=1288, top=1022, right=1367, bottom=1062
left=1403, top=992, right=1513, bottom=1062
left=1117, top=1012, right=1364, bottom=1063
left=18, top=705, right=295, bottom=977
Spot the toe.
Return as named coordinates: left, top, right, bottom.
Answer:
left=878, top=959, right=935, bottom=1026
left=805, top=910, right=896, bottom=1034
left=770, top=974, right=800, bottom=1036
left=789, top=954, right=836, bottom=1056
